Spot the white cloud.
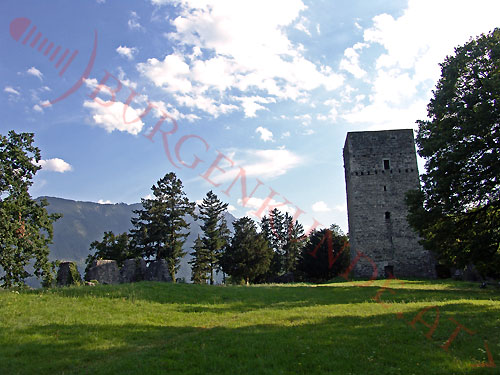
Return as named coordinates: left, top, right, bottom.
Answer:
left=36, top=158, right=73, bottom=173
left=233, top=96, right=275, bottom=118
left=282, top=131, right=291, bottom=138
left=311, top=201, right=331, bottom=213
left=333, top=204, right=347, bottom=213
left=84, top=78, right=99, bottom=91
left=302, top=129, right=315, bottom=136
left=33, top=104, right=43, bottom=113
left=255, top=126, right=274, bottom=142
left=137, top=54, right=191, bottom=93
left=117, top=67, right=138, bottom=89
left=83, top=100, right=145, bottom=135
left=116, top=45, right=138, bottom=60
left=27, top=67, right=43, bottom=80
left=174, top=93, right=238, bottom=118
left=207, top=148, right=303, bottom=187
left=238, top=149, right=302, bottom=180
left=294, top=114, right=311, bottom=126
left=137, top=0, right=344, bottom=117
left=98, top=199, right=112, bottom=204
left=294, top=17, right=311, bottom=36
left=128, top=11, right=144, bottom=30
left=227, top=204, right=236, bottom=212
left=236, top=196, right=294, bottom=217
left=339, top=42, right=368, bottom=78
left=340, top=0, right=500, bottom=130
left=4, top=86, right=20, bottom=95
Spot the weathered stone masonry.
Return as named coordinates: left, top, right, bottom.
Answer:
left=343, top=129, right=436, bottom=279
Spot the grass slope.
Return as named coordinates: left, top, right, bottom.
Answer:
left=0, top=280, right=499, bottom=374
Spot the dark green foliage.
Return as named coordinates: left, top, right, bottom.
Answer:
left=260, top=209, right=305, bottom=280
left=189, top=235, right=210, bottom=284
left=130, top=172, right=195, bottom=282
left=85, top=231, right=132, bottom=275
left=220, top=217, right=273, bottom=284
left=195, top=191, right=230, bottom=284
left=0, top=131, right=60, bottom=288
left=409, top=29, right=500, bottom=277
left=299, top=226, right=349, bottom=282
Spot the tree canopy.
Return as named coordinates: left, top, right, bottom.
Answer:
left=192, top=190, right=229, bottom=284
left=0, top=131, right=60, bottom=287
left=220, top=217, right=272, bottom=284
left=85, top=231, right=132, bottom=275
left=408, top=29, right=500, bottom=276
left=261, top=209, right=304, bottom=280
left=299, top=226, right=349, bottom=282
left=130, top=172, right=195, bottom=282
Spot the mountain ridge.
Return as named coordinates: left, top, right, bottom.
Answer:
left=37, top=196, right=236, bottom=284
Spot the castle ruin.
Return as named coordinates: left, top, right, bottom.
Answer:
left=343, top=129, right=436, bottom=279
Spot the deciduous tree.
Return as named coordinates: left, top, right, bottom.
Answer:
left=0, top=131, right=60, bottom=287
left=85, top=231, right=132, bottom=275
left=408, top=29, right=500, bottom=277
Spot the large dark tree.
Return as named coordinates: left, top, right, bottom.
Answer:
left=130, top=172, right=195, bottom=282
left=261, top=209, right=304, bottom=279
left=408, top=29, right=500, bottom=277
left=299, top=226, right=349, bottom=282
left=221, top=217, right=272, bottom=285
left=196, top=191, right=230, bottom=284
left=0, top=131, right=60, bottom=287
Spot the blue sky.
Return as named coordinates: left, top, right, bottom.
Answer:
left=1, top=0, right=499, bottom=233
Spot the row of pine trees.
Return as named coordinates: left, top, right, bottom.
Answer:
left=86, top=172, right=350, bottom=284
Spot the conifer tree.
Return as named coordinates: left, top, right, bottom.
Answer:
left=130, top=172, right=195, bottom=282
left=261, top=209, right=305, bottom=279
left=189, top=235, right=210, bottom=284
left=197, top=191, right=229, bottom=284
left=221, top=217, right=272, bottom=285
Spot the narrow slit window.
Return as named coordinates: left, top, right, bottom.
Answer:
left=383, top=186, right=387, bottom=191
left=383, top=159, right=390, bottom=170
left=385, top=211, right=391, bottom=220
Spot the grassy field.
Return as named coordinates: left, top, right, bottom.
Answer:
left=0, top=279, right=499, bottom=375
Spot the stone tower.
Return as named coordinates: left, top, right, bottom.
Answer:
left=343, top=129, right=435, bottom=279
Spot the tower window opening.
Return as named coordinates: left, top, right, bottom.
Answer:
left=383, top=159, right=390, bottom=170
left=385, top=211, right=391, bottom=220
left=383, top=185, right=387, bottom=191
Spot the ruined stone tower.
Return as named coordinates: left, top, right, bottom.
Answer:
left=343, top=129, right=435, bottom=279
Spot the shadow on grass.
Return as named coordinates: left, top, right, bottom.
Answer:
left=32, top=281, right=500, bottom=315
left=0, top=304, right=497, bottom=375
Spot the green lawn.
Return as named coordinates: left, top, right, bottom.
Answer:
left=0, top=279, right=499, bottom=374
